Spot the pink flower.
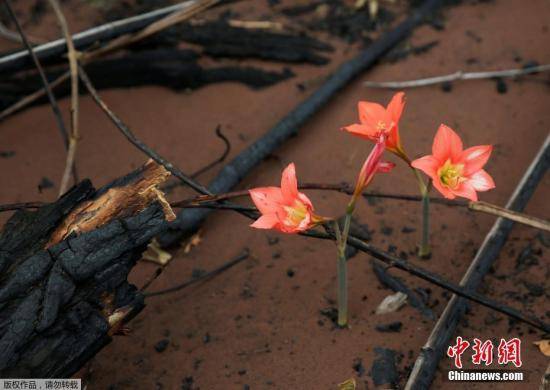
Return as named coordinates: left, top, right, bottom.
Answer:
left=341, top=92, right=406, bottom=156
left=352, top=137, right=395, bottom=199
left=411, top=124, right=495, bottom=201
left=249, top=163, right=323, bottom=233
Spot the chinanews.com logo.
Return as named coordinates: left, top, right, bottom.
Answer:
left=445, top=336, right=526, bottom=382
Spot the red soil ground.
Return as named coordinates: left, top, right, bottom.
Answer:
left=1, top=0, right=549, bottom=389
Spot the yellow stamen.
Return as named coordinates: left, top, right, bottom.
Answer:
left=438, top=159, right=465, bottom=189
left=283, top=200, right=308, bottom=227
left=376, top=120, right=387, bottom=131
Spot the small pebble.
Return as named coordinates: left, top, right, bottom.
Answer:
left=154, top=339, right=170, bottom=353
left=441, top=81, right=453, bottom=92
left=495, top=78, right=508, bottom=94
left=375, top=321, right=403, bottom=333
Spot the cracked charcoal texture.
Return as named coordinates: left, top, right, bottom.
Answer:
left=0, top=171, right=167, bottom=378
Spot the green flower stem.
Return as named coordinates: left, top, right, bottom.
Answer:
left=412, top=167, right=431, bottom=258
left=334, top=205, right=354, bottom=328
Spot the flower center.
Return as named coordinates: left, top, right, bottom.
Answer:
left=438, top=159, right=465, bottom=189
left=376, top=120, right=387, bottom=131
left=283, top=200, right=308, bottom=227
left=376, top=120, right=395, bottom=137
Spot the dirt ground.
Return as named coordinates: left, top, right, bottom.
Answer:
left=0, top=0, right=549, bottom=389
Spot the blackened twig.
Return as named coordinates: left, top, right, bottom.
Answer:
left=191, top=126, right=231, bottom=178
left=77, top=65, right=211, bottom=196
left=144, top=248, right=249, bottom=297
left=306, top=228, right=550, bottom=333
left=2, top=0, right=70, bottom=151
left=161, top=125, right=232, bottom=193
left=0, top=202, right=45, bottom=212
left=169, top=185, right=547, bottom=231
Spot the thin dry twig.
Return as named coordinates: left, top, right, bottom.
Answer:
left=0, top=0, right=218, bottom=121
left=4, top=182, right=548, bottom=232
left=2, top=0, right=69, bottom=147
left=48, top=0, right=80, bottom=196
left=470, top=201, right=550, bottom=232
left=77, top=65, right=211, bottom=196
left=227, top=19, right=284, bottom=30
left=0, top=21, right=22, bottom=43
left=363, top=64, right=550, bottom=89
left=0, top=21, right=43, bottom=44
left=169, top=183, right=549, bottom=232
left=0, top=70, right=70, bottom=120
left=85, top=0, right=219, bottom=59
left=160, top=126, right=232, bottom=193
left=191, top=126, right=231, bottom=178
left=144, top=248, right=249, bottom=297
left=0, top=201, right=45, bottom=213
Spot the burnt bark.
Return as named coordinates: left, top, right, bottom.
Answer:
left=0, top=49, right=294, bottom=111
left=135, top=20, right=334, bottom=65
left=0, top=161, right=172, bottom=378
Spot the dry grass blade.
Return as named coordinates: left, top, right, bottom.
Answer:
left=469, top=200, right=550, bottom=232
left=364, top=64, right=550, bottom=89
left=48, top=0, right=80, bottom=196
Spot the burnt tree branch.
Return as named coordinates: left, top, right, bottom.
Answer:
left=0, top=160, right=174, bottom=378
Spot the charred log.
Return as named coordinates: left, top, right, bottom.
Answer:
left=132, top=21, right=333, bottom=65
left=0, top=160, right=173, bottom=378
left=0, top=49, right=294, bottom=111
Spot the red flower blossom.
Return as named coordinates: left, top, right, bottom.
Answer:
left=249, top=163, right=323, bottom=233
left=411, top=124, right=495, bottom=201
left=341, top=92, right=406, bottom=155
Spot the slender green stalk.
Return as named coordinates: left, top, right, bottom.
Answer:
left=336, top=238, right=348, bottom=327
left=333, top=206, right=353, bottom=328
left=419, top=186, right=431, bottom=258
left=411, top=167, right=431, bottom=258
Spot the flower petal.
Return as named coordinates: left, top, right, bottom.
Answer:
left=354, top=140, right=386, bottom=194
left=411, top=155, right=440, bottom=178
left=385, top=125, right=401, bottom=152
left=297, top=192, right=314, bottom=210
left=386, top=92, right=405, bottom=124
left=451, top=182, right=478, bottom=201
left=432, top=124, right=463, bottom=162
left=358, top=101, right=392, bottom=131
left=468, top=169, right=495, bottom=192
left=281, top=163, right=298, bottom=203
left=461, top=145, right=493, bottom=175
left=250, top=213, right=280, bottom=229
left=377, top=161, right=395, bottom=173
left=341, top=123, right=377, bottom=140
left=249, top=187, right=283, bottom=215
